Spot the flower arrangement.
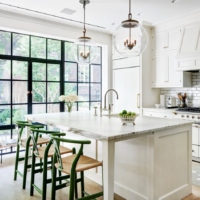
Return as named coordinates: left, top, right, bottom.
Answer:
left=59, top=94, right=79, bottom=113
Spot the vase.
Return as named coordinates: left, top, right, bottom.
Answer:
left=66, top=102, right=73, bottom=113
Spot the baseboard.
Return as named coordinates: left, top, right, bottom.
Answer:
left=84, top=170, right=148, bottom=200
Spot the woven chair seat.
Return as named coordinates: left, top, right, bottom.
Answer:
left=55, top=154, right=102, bottom=174
left=34, top=145, right=73, bottom=159
left=21, top=137, right=49, bottom=148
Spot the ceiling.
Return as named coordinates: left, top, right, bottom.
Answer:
left=0, top=0, right=200, bottom=33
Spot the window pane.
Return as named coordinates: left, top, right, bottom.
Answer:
left=13, top=33, right=29, bottom=57
left=0, top=130, right=11, bottom=145
left=65, top=63, right=77, bottom=82
left=65, top=83, right=77, bottom=96
left=90, top=46, right=101, bottom=64
left=47, top=104, right=60, bottom=113
left=0, top=105, right=11, bottom=125
left=65, top=42, right=76, bottom=62
left=47, top=83, right=60, bottom=102
left=48, top=64, right=60, bottom=81
left=78, top=65, right=89, bottom=82
left=0, top=60, right=11, bottom=79
left=32, top=82, right=46, bottom=103
left=47, top=39, right=61, bottom=60
left=12, top=105, right=27, bottom=124
left=78, top=84, right=89, bottom=101
left=31, top=36, right=46, bottom=59
left=0, top=81, right=11, bottom=104
left=12, top=81, right=27, bottom=103
left=12, top=61, right=28, bottom=80
left=32, top=104, right=46, bottom=114
left=91, top=84, right=101, bottom=101
left=91, top=65, right=101, bottom=82
left=0, top=31, right=11, bottom=55
left=78, top=102, right=89, bottom=111
left=65, top=103, right=77, bottom=112
left=32, top=63, right=46, bottom=81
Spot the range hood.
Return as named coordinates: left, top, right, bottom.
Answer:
left=176, top=21, right=200, bottom=71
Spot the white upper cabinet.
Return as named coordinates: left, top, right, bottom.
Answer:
left=152, top=53, right=192, bottom=88
left=152, top=27, right=181, bottom=54
left=176, top=22, right=200, bottom=71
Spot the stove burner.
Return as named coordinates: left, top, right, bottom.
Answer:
left=176, top=107, right=200, bottom=113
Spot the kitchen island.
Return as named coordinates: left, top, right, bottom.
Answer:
left=25, top=111, right=193, bottom=200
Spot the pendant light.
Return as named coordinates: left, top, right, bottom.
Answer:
left=113, top=0, right=148, bottom=57
left=72, top=0, right=98, bottom=65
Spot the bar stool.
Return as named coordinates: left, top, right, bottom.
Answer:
left=50, top=135, right=103, bottom=200
left=14, top=121, right=49, bottom=190
left=29, top=128, right=75, bottom=200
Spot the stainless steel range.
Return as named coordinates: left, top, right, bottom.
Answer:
left=173, top=107, right=200, bottom=162
left=173, top=107, right=200, bottom=121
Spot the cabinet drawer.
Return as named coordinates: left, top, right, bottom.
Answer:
left=143, top=111, right=174, bottom=119
left=192, top=145, right=199, bottom=157
left=143, top=111, right=159, bottom=118
left=192, top=127, right=199, bottom=145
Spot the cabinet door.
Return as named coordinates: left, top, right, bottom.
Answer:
left=152, top=55, right=166, bottom=86
left=166, top=54, right=182, bottom=86
left=193, top=126, right=199, bottom=145
left=152, top=31, right=167, bottom=53
left=192, top=145, right=199, bottom=157
left=166, top=28, right=181, bottom=51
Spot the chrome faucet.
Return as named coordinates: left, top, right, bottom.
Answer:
left=99, top=89, right=119, bottom=118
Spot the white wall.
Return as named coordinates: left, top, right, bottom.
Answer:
left=0, top=10, right=112, bottom=98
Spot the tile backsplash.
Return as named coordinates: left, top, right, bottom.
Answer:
left=160, top=73, right=200, bottom=107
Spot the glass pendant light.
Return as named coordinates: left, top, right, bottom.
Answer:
left=72, top=0, right=98, bottom=65
left=113, top=0, right=148, bottom=57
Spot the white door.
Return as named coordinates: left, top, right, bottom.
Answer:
left=113, top=67, right=140, bottom=114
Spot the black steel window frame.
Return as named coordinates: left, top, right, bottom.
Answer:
left=0, top=30, right=102, bottom=155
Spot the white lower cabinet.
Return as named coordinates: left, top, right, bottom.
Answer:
left=192, top=145, right=199, bottom=157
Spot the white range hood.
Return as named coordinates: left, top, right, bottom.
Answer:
left=176, top=21, right=200, bottom=71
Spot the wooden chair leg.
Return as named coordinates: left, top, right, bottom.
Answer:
left=75, top=173, right=78, bottom=199
left=14, top=144, right=20, bottom=180
left=22, top=144, right=29, bottom=189
left=51, top=161, right=57, bottom=200
left=42, top=157, right=48, bottom=200
left=30, top=153, right=36, bottom=196
left=80, top=171, right=85, bottom=198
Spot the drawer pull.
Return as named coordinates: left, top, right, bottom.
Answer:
left=164, top=116, right=167, bottom=118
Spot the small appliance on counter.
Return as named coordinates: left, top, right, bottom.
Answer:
left=166, top=96, right=178, bottom=109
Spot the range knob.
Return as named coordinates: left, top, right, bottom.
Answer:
left=181, top=115, right=184, bottom=118
left=187, top=115, right=189, bottom=118
left=198, top=117, right=200, bottom=120
left=192, top=116, right=195, bottom=119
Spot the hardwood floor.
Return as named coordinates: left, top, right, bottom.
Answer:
left=0, top=153, right=200, bottom=200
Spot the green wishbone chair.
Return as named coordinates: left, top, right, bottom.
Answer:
left=14, top=121, right=49, bottom=189
left=29, top=128, right=76, bottom=200
left=50, top=135, right=104, bottom=200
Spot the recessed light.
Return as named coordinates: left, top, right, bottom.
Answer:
left=60, top=8, right=76, bottom=15
left=137, top=13, right=144, bottom=16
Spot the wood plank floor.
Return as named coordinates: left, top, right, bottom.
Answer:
left=0, top=153, right=200, bottom=200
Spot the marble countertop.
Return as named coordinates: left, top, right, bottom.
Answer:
left=25, top=111, right=192, bottom=141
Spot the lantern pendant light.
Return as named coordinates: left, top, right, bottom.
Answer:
left=114, top=0, right=148, bottom=57
left=72, top=0, right=98, bottom=65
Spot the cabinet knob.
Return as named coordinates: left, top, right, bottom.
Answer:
left=164, top=46, right=168, bottom=49
left=192, top=150, right=194, bottom=152
left=164, top=116, right=167, bottom=118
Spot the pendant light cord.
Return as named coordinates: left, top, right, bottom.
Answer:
left=83, top=1, right=86, bottom=37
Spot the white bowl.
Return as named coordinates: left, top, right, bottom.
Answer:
left=155, top=104, right=161, bottom=108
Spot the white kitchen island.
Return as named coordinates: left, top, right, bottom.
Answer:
left=25, top=111, right=193, bottom=200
